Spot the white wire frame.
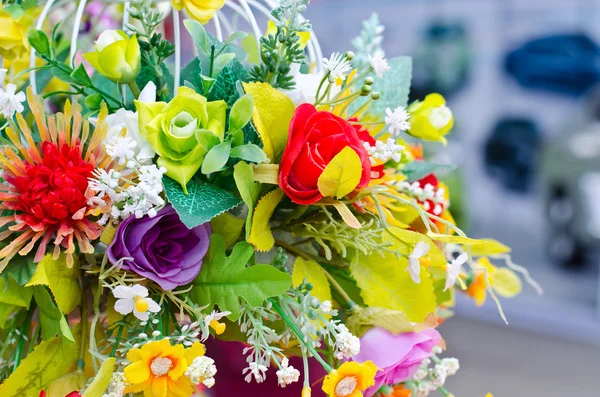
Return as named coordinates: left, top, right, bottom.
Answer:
left=28, top=0, right=324, bottom=94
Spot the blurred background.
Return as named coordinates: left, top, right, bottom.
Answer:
left=303, top=0, right=600, bottom=395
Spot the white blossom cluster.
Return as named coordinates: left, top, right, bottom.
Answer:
left=0, top=83, right=25, bottom=118
left=369, top=53, right=390, bottom=78
left=364, top=139, right=405, bottom=164
left=101, top=371, right=127, bottom=397
left=185, top=355, right=217, bottom=388
left=276, top=358, right=301, bottom=387
left=333, top=323, right=361, bottom=360
left=105, top=136, right=138, bottom=169
left=412, top=348, right=460, bottom=397
left=385, top=106, right=411, bottom=137
left=396, top=180, right=447, bottom=216
left=88, top=164, right=167, bottom=224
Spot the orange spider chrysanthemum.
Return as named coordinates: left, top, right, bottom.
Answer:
left=0, top=87, right=113, bottom=270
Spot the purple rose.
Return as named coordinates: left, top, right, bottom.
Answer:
left=353, top=327, right=441, bottom=397
left=108, top=205, right=211, bottom=290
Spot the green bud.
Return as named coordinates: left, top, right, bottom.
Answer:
left=84, top=93, right=103, bottom=110
left=361, top=85, right=372, bottom=96
left=364, top=76, right=375, bottom=85
left=304, top=282, right=314, bottom=291
left=371, top=91, right=381, bottom=100
left=345, top=51, right=355, bottom=61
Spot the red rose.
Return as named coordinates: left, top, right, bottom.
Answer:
left=279, top=104, right=372, bottom=205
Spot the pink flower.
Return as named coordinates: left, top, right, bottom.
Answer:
left=353, top=327, right=441, bottom=397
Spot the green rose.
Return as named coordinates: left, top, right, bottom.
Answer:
left=135, top=87, right=227, bottom=192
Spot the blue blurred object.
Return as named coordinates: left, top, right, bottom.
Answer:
left=484, top=118, right=541, bottom=193
left=504, top=33, right=600, bottom=96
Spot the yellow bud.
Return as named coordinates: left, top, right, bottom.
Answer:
left=209, top=319, right=226, bottom=335
left=302, top=386, right=312, bottom=397
left=134, top=296, right=149, bottom=312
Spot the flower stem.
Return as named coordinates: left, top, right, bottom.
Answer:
left=269, top=298, right=333, bottom=373
left=77, top=274, right=88, bottom=370
left=109, top=322, right=125, bottom=357
left=13, top=303, right=36, bottom=371
left=127, top=81, right=141, bottom=98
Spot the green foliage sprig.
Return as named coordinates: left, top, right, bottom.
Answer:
left=249, top=0, right=311, bottom=89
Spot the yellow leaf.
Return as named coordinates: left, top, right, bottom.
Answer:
left=332, top=201, right=361, bottom=229
left=351, top=230, right=437, bottom=322
left=470, top=239, right=511, bottom=256
left=248, top=188, right=284, bottom=251
left=427, top=232, right=486, bottom=247
left=253, top=163, right=280, bottom=184
left=242, top=82, right=295, bottom=162
left=0, top=335, right=79, bottom=397
left=211, top=212, right=245, bottom=248
left=82, top=358, right=116, bottom=397
left=492, top=268, right=522, bottom=298
left=384, top=228, right=446, bottom=268
left=347, top=306, right=414, bottom=337
left=292, top=257, right=332, bottom=304
left=26, top=254, right=82, bottom=314
left=317, top=147, right=362, bottom=199
left=100, top=223, right=117, bottom=245
left=46, top=371, right=87, bottom=397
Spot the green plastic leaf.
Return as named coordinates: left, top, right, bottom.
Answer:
left=3, top=255, right=36, bottom=286
left=190, top=234, right=292, bottom=320
left=469, top=239, right=512, bottom=256
left=33, top=286, right=74, bottom=342
left=347, top=306, right=414, bottom=337
left=211, top=213, right=245, bottom=249
left=230, top=144, right=267, bottom=164
left=402, top=161, right=455, bottom=182
left=0, top=274, right=32, bottom=308
left=0, top=334, right=79, bottom=397
left=0, top=304, right=16, bottom=328
left=26, top=253, right=82, bottom=314
left=233, top=161, right=261, bottom=238
left=46, top=372, right=87, bottom=397
left=201, top=141, right=231, bottom=174
left=163, top=177, right=242, bottom=229
left=212, top=53, right=236, bottom=78
left=209, top=58, right=249, bottom=106
left=82, top=358, right=116, bottom=397
left=184, top=19, right=209, bottom=55
left=28, top=29, right=51, bottom=58
left=371, top=56, right=413, bottom=113
left=229, top=94, right=254, bottom=133
left=222, top=32, right=248, bottom=49
left=70, top=64, right=92, bottom=87
left=181, top=58, right=203, bottom=93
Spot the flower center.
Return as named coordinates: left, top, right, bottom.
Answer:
left=428, top=105, right=452, bottom=129
left=335, top=376, right=358, bottom=397
left=150, top=357, right=173, bottom=377
left=134, top=295, right=149, bottom=313
left=9, top=142, right=94, bottom=228
left=170, top=111, right=198, bottom=138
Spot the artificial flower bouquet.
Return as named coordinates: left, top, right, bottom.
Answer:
left=0, top=1, right=540, bottom=397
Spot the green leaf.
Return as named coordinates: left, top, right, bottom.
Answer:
left=402, top=161, right=455, bottom=182
left=0, top=304, right=17, bottom=328
left=347, top=306, right=414, bottom=337
left=469, top=239, right=511, bottom=256
left=3, top=256, right=36, bottom=286
left=230, top=144, right=267, bottom=164
left=190, top=235, right=292, bottom=320
left=371, top=56, right=413, bottom=112
left=201, top=141, right=231, bottom=174
left=201, top=74, right=217, bottom=95
left=233, top=161, right=261, bottom=238
left=163, top=177, right=242, bottom=229
left=184, top=19, right=210, bottom=55
left=222, top=32, right=248, bottom=50
left=0, top=334, right=79, bottom=397
left=0, top=274, right=32, bottom=308
left=229, top=94, right=254, bottom=133
left=28, top=29, right=51, bottom=58
left=208, top=58, right=249, bottom=106
left=212, top=53, right=236, bottom=78
left=210, top=213, right=245, bottom=249
left=26, top=253, right=82, bottom=315
left=181, top=58, right=203, bottom=93
left=82, top=358, right=116, bottom=397
left=70, top=64, right=92, bottom=87
left=33, top=286, right=74, bottom=341
left=46, top=372, right=87, bottom=397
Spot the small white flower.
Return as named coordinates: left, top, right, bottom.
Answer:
left=431, top=365, right=447, bottom=388
left=276, top=358, right=300, bottom=387
left=413, top=368, right=428, bottom=381
left=105, top=135, right=137, bottom=166
left=385, top=106, right=411, bottom=136
left=441, top=357, right=460, bottom=376
left=408, top=241, right=430, bottom=284
left=185, top=355, right=217, bottom=387
left=202, top=310, right=231, bottom=340
left=364, top=138, right=405, bottom=164
left=0, top=84, right=25, bottom=118
left=319, top=300, right=333, bottom=313
left=112, top=284, right=160, bottom=321
left=369, top=53, right=390, bottom=78
left=444, top=253, right=468, bottom=291
left=334, top=324, right=360, bottom=359
left=243, top=362, right=268, bottom=383
left=323, top=52, right=352, bottom=80
left=102, top=372, right=126, bottom=397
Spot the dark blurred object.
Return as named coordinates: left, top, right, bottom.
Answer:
left=205, top=338, right=327, bottom=397
left=484, top=118, right=541, bottom=192
left=504, top=33, right=600, bottom=96
left=540, top=86, right=600, bottom=267
left=410, top=21, right=471, bottom=100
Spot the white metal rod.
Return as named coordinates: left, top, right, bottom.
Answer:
left=213, top=10, right=224, bottom=41
left=173, top=9, right=181, bottom=95
left=122, top=1, right=131, bottom=101
left=30, top=0, right=56, bottom=94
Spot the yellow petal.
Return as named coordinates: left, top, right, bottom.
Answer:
left=317, top=146, right=362, bottom=199
left=151, top=376, right=168, bottom=397
left=124, top=360, right=151, bottom=385
left=248, top=188, right=284, bottom=251
left=183, top=341, right=205, bottom=364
